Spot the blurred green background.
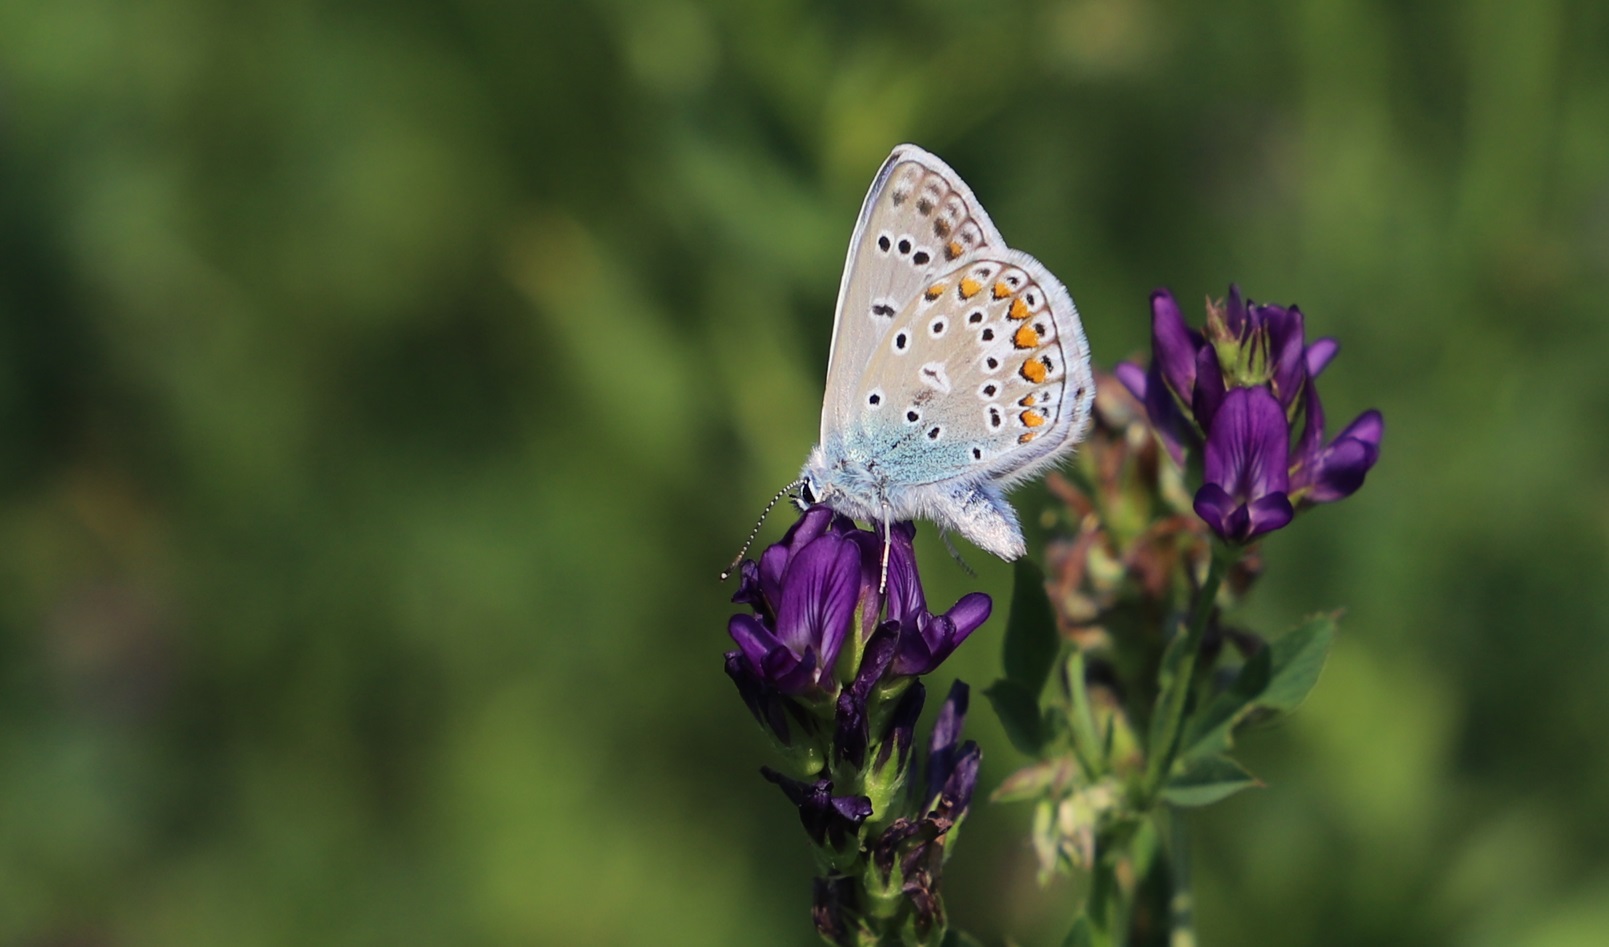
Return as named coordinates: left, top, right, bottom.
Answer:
left=2, top=0, right=1606, bottom=944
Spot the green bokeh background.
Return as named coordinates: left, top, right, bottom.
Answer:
left=2, top=1, right=1606, bottom=944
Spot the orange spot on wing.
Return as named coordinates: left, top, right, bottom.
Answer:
left=925, top=283, right=946, bottom=301
left=1009, top=297, right=1030, bottom=320
left=1013, top=324, right=1040, bottom=349
left=1021, top=409, right=1046, bottom=427
left=1019, top=394, right=1037, bottom=407
left=958, top=277, right=982, bottom=299
left=946, top=240, right=964, bottom=260
left=1018, top=432, right=1037, bottom=444
left=1020, top=358, right=1048, bottom=384
left=992, top=282, right=1012, bottom=299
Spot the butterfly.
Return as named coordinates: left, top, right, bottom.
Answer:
left=724, top=145, right=1094, bottom=580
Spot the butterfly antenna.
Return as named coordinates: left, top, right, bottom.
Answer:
left=719, top=480, right=805, bottom=581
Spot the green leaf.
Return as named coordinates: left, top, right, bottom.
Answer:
left=1178, top=613, right=1337, bottom=761
left=941, top=929, right=986, bottom=947
left=1064, top=649, right=1103, bottom=778
left=1160, top=754, right=1261, bottom=808
left=1259, top=612, right=1337, bottom=712
left=1180, top=646, right=1272, bottom=761
left=1145, top=623, right=1197, bottom=760
left=1002, top=557, right=1060, bottom=697
left=984, top=679, right=1046, bottom=755
left=1061, top=916, right=1096, bottom=947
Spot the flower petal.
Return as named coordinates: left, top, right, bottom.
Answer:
left=1113, top=361, right=1148, bottom=402
left=725, top=650, right=793, bottom=746
left=1191, top=483, right=1236, bottom=539
left=1303, top=432, right=1381, bottom=503
left=1151, top=289, right=1202, bottom=402
left=943, top=592, right=993, bottom=639
left=926, top=681, right=971, bottom=803
left=835, top=624, right=902, bottom=767
left=728, top=613, right=781, bottom=670
left=1204, top=386, right=1291, bottom=500
left=873, top=681, right=926, bottom=774
left=1267, top=304, right=1307, bottom=408
left=1244, top=493, right=1295, bottom=539
left=1192, top=346, right=1225, bottom=431
left=1305, top=337, right=1340, bottom=378
left=884, top=523, right=926, bottom=626
left=773, top=532, right=861, bottom=681
left=1143, top=361, right=1192, bottom=466
left=1289, top=375, right=1327, bottom=479
left=1225, top=284, right=1249, bottom=337
left=1336, top=408, right=1384, bottom=450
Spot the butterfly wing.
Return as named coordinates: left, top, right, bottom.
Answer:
left=820, top=145, right=1006, bottom=442
left=840, top=250, right=1095, bottom=492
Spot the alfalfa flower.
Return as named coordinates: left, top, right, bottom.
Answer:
left=1117, top=286, right=1384, bottom=544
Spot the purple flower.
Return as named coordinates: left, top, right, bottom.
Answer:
left=724, top=513, right=992, bottom=942
left=866, top=682, right=980, bottom=939
left=1121, top=285, right=1383, bottom=543
left=883, top=524, right=993, bottom=677
left=761, top=768, right=873, bottom=852
left=1151, top=288, right=1204, bottom=405
left=833, top=625, right=902, bottom=770
left=1205, top=286, right=1308, bottom=408
left=728, top=507, right=880, bottom=696
left=725, top=651, right=817, bottom=751
left=1289, top=377, right=1384, bottom=505
left=924, top=681, right=979, bottom=812
left=1116, top=292, right=1206, bottom=465
left=1193, top=387, right=1295, bottom=543
left=812, top=876, right=857, bottom=946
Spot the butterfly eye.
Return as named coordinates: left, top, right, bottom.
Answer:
left=800, top=481, right=818, bottom=505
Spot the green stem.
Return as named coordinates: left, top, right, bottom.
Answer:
left=1168, top=812, right=1195, bottom=947
left=1139, top=549, right=1230, bottom=804
left=1086, top=849, right=1122, bottom=947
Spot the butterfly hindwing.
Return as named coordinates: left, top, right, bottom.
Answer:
left=820, top=145, right=1005, bottom=441
left=841, top=250, right=1094, bottom=489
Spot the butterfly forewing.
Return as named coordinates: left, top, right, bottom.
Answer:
left=821, top=146, right=1005, bottom=440
left=844, top=250, right=1094, bottom=487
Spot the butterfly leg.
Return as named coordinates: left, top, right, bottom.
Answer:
left=940, top=531, right=978, bottom=577
left=879, top=505, right=892, bottom=593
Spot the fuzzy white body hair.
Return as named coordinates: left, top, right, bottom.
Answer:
left=801, top=439, right=1029, bottom=560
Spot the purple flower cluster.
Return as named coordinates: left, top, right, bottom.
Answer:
left=724, top=508, right=990, bottom=942
left=727, top=509, right=990, bottom=709
left=1115, top=287, right=1383, bottom=543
